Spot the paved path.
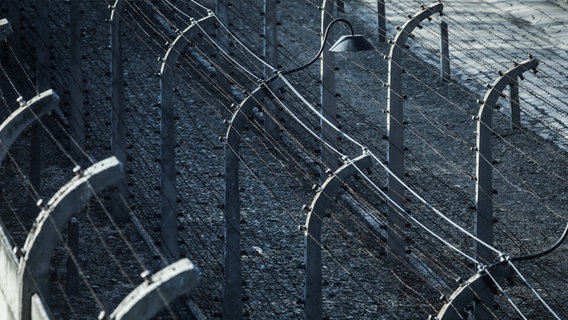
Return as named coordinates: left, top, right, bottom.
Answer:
left=359, top=0, right=568, bottom=149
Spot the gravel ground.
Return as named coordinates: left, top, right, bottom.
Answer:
left=1, top=0, right=567, bottom=319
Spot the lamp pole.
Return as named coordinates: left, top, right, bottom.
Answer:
left=280, top=16, right=374, bottom=178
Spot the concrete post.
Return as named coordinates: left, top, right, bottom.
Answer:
left=510, top=78, right=520, bottom=129
left=19, top=157, right=124, bottom=320
left=110, top=0, right=130, bottom=222
left=109, top=259, right=200, bottom=320
left=386, top=2, right=443, bottom=260
left=69, top=0, right=85, bottom=160
left=440, top=21, right=450, bottom=82
left=66, top=217, right=79, bottom=295
left=377, top=0, right=387, bottom=43
left=304, top=154, right=372, bottom=320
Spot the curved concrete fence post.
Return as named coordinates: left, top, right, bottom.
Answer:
left=304, top=153, right=372, bottom=320
left=18, top=156, right=124, bottom=320
left=110, top=0, right=129, bottom=222
left=223, top=79, right=276, bottom=319
left=0, top=18, right=12, bottom=41
left=0, top=90, right=59, bottom=164
left=473, top=57, right=537, bottom=319
left=474, top=57, right=538, bottom=265
left=436, top=261, right=513, bottom=319
left=159, top=13, right=215, bottom=263
left=109, top=258, right=199, bottom=320
left=386, top=2, right=443, bottom=260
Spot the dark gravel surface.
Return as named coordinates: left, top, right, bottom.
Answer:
left=1, top=0, right=567, bottom=319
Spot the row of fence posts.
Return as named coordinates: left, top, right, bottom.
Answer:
left=2, top=0, right=537, bottom=318
left=1, top=2, right=201, bottom=319
left=209, top=1, right=537, bottom=319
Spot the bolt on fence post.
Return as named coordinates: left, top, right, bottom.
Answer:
left=510, top=78, right=520, bottom=129
left=439, top=21, right=450, bottom=82
left=377, top=0, right=386, bottom=43
left=66, top=217, right=79, bottom=295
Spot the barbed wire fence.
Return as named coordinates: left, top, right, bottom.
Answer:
left=0, top=0, right=567, bottom=319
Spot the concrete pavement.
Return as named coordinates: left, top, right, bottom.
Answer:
left=359, top=0, right=568, bottom=149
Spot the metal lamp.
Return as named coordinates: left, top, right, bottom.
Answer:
left=281, top=18, right=374, bottom=75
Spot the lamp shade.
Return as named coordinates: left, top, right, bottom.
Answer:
left=329, top=34, right=375, bottom=52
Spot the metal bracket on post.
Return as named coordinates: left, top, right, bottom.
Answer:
left=0, top=18, right=13, bottom=41
left=304, top=153, right=372, bottom=320
left=109, top=258, right=200, bottom=320
left=386, top=2, right=443, bottom=260
left=18, top=156, right=124, bottom=320
left=474, top=57, right=538, bottom=265
left=223, top=78, right=278, bottom=320
left=0, top=90, right=59, bottom=164
left=159, top=13, right=215, bottom=263
left=436, top=261, right=513, bottom=319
